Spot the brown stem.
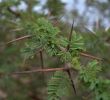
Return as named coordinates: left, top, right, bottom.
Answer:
left=65, top=19, right=77, bottom=95
left=80, top=52, right=102, bottom=61
left=12, top=67, right=70, bottom=74
left=39, top=51, right=45, bottom=83
left=6, top=35, right=32, bottom=44
left=39, top=51, right=44, bottom=69
left=67, top=19, right=74, bottom=50
left=67, top=70, right=77, bottom=94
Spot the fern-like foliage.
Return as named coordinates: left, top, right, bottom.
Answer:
left=21, top=18, right=60, bottom=59
left=21, top=18, right=85, bottom=62
left=70, top=31, right=86, bottom=52
left=80, top=61, right=101, bottom=84
left=79, top=60, right=110, bottom=100
left=48, top=71, right=72, bottom=100
left=17, top=17, right=110, bottom=100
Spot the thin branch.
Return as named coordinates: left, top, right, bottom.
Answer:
left=6, top=35, right=32, bottom=44
left=67, top=19, right=74, bottom=50
left=67, top=69, right=77, bottom=94
left=80, top=52, right=102, bottom=61
left=39, top=51, right=45, bottom=82
left=12, top=67, right=71, bottom=74
left=39, top=51, right=44, bottom=69
left=66, top=19, right=77, bottom=95
left=11, top=28, right=23, bottom=32
left=6, top=36, right=103, bottom=62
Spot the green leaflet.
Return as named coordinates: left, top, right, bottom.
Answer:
left=48, top=71, right=72, bottom=100
left=70, top=31, right=86, bottom=52
left=79, top=60, right=110, bottom=100
left=18, top=17, right=110, bottom=100
left=71, top=57, right=81, bottom=70
left=21, top=18, right=85, bottom=61
left=79, top=60, right=101, bottom=89
left=21, top=18, right=60, bottom=59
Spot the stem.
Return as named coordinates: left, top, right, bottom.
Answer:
left=67, top=19, right=74, bottom=51
left=12, top=67, right=70, bottom=74
left=80, top=52, right=102, bottom=61
left=39, top=51, right=45, bottom=83
left=65, top=19, right=77, bottom=95
left=39, top=51, right=44, bottom=69
left=6, top=35, right=32, bottom=44
left=67, top=70, right=77, bottom=94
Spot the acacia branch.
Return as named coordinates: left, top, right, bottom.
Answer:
left=67, top=19, right=74, bottom=50
left=66, top=19, right=77, bottom=94
left=12, top=67, right=71, bottom=74
left=80, top=52, right=102, bottom=61
left=0, top=67, right=76, bottom=78
left=6, top=35, right=103, bottom=61
left=6, top=35, right=32, bottom=44
left=39, top=51, right=45, bottom=81
left=6, top=22, right=104, bottom=94
left=39, top=51, right=44, bottom=69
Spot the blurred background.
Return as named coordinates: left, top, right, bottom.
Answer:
left=0, top=0, right=110, bottom=100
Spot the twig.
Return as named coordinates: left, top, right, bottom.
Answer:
left=66, top=19, right=77, bottom=95
left=39, top=51, right=45, bottom=82
left=67, top=19, right=74, bottom=50
left=12, top=67, right=71, bottom=74
left=0, top=67, right=77, bottom=77
left=11, top=28, right=23, bottom=32
left=80, top=52, right=102, bottom=61
left=58, top=45, right=102, bottom=61
left=6, top=36, right=103, bottom=62
left=6, top=35, right=32, bottom=44
left=39, top=51, right=44, bottom=69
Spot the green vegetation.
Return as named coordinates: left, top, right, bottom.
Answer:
left=0, top=0, right=110, bottom=100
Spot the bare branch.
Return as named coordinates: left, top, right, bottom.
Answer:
left=80, top=52, right=102, bottom=61
left=12, top=67, right=71, bottom=74
left=39, top=51, right=45, bottom=81
left=66, top=19, right=77, bottom=95
left=11, top=28, right=23, bottom=32
left=67, top=19, right=74, bottom=50
left=39, top=51, right=44, bottom=69
left=6, top=35, right=32, bottom=44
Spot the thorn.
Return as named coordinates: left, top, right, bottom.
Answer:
left=67, top=19, right=74, bottom=50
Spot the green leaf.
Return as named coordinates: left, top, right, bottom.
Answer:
left=48, top=71, right=72, bottom=100
left=70, top=31, right=86, bottom=51
left=71, top=57, right=81, bottom=70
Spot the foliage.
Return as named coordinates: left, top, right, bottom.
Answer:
left=0, top=0, right=110, bottom=100
left=45, top=0, right=65, bottom=16
left=79, top=61, right=110, bottom=100
left=21, top=17, right=60, bottom=59
left=48, top=71, right=72, bottom=100
left=20, top=18, right=110, bottom=100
